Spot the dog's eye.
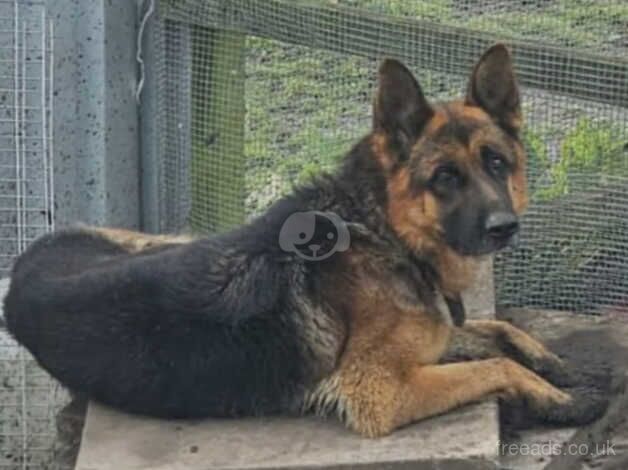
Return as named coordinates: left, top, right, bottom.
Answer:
left=482, top=147, right=509, bottom=177
left=432, top=165, right=461, bottom=188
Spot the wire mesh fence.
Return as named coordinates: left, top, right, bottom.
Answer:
left=0, top=2, right=60, bottom=469
left=151, top=0, right=628, bottom=318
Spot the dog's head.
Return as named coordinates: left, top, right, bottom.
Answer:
left=372, top=45, right=527, bottom=257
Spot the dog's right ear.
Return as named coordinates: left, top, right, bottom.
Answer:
left=373, top=59, right=434, bottom=160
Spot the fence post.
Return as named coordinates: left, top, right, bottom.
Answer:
left=46, top=0, right=141, bottom=229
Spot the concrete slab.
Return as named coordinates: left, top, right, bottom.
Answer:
left=75, top=259, right=499, bottom=470
left=77, top=401, right=497, bottom=470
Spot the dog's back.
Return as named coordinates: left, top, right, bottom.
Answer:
left=4, top=226, right=325, bottom=418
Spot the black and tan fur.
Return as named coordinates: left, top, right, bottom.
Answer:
left=4, top=45, right=600, bottom=436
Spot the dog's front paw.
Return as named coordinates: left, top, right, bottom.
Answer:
left=524, top=372, right=610, bottom=426
left=500, top=388, right=607, bottom=430
left=502, top=365, right=613, bottom=429
left=502, top=358, right=572, bottom=409
left=524, top=353, right=578, bottom=388
left=464, top=320, right=569, bottom=382
left=493, top=323, right=574, bottom=387
left=535, top=384, right=609, bottom=426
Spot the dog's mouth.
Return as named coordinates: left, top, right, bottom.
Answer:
left=481, top=231, right=519, bottom=254
left=454, top=231, right=520, bottom=256
left=443, top=209, right=520, bottom=257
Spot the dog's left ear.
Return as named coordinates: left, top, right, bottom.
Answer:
left=466, top=44, right=522, bottom=133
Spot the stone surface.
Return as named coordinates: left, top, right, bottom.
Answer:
left=75, top=259, right=500, bottom=470
left=77, top=401, right=497, bottom=470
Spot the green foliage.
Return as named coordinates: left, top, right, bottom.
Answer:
left=533, top=119, right=627, bottom=200
left=523, top=127, right=551, bottom=178
left=561, top=119, right=627, bottom=173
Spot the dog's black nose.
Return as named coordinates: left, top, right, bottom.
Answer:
left=485, top=211, right=519, bottom=240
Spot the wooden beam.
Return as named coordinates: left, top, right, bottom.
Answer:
left=166, top=0, right=628, bottom=108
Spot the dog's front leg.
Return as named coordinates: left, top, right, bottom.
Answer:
left=334, top=356, right=572, bottom=437
left=441, top=319, right=572, bottom=386
left=460, top=319, right=572, bottom=386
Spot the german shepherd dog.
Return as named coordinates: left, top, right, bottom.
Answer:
left=4, top=45, right=600, bottom=437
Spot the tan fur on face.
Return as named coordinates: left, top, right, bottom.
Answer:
left=388, top=172, right=478, bottom=294
left=423, top=107, right=450, bottom=134
left=450, top=102, right=529, bottom=214
left=509, top=140, right=528, bottom=213
left=376, top=101, right=528, bottom=296
left=455, top=104, right=529, bottom=214
left=378, top=131, right=481, bottom=296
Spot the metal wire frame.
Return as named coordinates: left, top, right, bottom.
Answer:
left=0, top=2, right=56, bottom=469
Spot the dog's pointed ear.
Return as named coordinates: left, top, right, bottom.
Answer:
left=466, top=44, right=522, bottom=133
left=374, top=59, right=434, bottom=158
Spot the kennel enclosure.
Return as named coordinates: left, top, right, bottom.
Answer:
left=0, top=0, right=626, bottom=468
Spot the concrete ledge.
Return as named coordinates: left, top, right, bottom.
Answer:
left=76, top=260, right=499, bottom=470
left=76, top=402, right=497, bottom=470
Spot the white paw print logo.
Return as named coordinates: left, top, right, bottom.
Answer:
left=279, top=211, right=350, bottom=261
